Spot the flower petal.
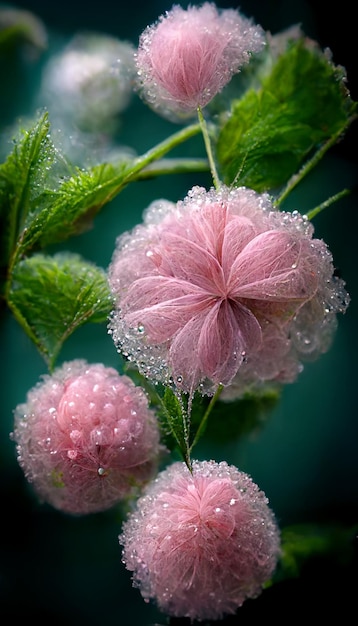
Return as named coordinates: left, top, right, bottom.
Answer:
left=170, top=299, right=262, bottom=389
left=229, top=230, right=319, bottom=300
left=123, top=276, right=212, bottom=342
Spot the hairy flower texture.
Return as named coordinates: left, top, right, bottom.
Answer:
left=135, top=2, right=266, bottom=120
left=39, top=33, right=136, bottom=132
left=120, top=459, right=280, bottom=621
left=11, top=360, right=161, bottom=515
left=108, top=185, right=349, bottom=398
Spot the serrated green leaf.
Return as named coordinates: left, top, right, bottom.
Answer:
left=0, top=110, right=56, bottom=272
left=0, top=110, right=134, bottom=267
left=160, top=387, right=189, bottom=456
left=11, top=158, right=132, bottom=260
left=216, top=38, right=357, bottom=192
left=1, top=113, right=202, bottom=282
left=8, top=252, right=113, bottom=368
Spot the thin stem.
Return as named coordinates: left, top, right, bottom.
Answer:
left=134, top=157, right=209, bottom=180
left=189, top=384, right=224, bottom=453
left=274, top=124, right=354, bottom=207
left=306, top=188, right=350, bottom=220
left=197, top=106, right=220, bottom=189
left=128, top=122, right=203, bottom=182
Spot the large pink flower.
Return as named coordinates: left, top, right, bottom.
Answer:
left=120, top=459, right=281, bottom=621
left=108, top=185, right=349, bottom=396
left=135, top=2, right=265, bottom=120
left=11, top=360, right=162, bottom=514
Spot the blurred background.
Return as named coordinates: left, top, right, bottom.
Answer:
left=1, top=1, right=357, bottom=623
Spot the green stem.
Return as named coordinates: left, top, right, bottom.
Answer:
left=306, top=188, right=350, bottom=220
left=189, top=384, right=224, bottom=453
left=274, top=125, right=354, bottom=207
left=127, top=122, right=203, bottom=182
left=197, top=106, right=220, bottom=189
left=134, top=157, right=209, bottom=180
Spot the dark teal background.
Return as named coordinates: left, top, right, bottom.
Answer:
left=1, top=1, right=357, bottom=623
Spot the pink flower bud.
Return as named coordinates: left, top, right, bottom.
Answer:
left=108, top=185, right=349, bottom=397
left=135, top=2, right=266, bottom=120
left=120, top=459, right=281, bottom=621
left=11, top=360, right=162, bottom=515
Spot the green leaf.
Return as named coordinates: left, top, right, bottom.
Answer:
left=196, top=387, right=280, bottom=445
left=274, top=522, right=358, bottom=583
left=0, top=113, right=203, bottom=289
left=160, top=387, right=189, bottom=458
left=23, top=160, right=131, bottom=252
left=8, top=252, right=113, bottom=368
left=216, top=38, right=357, bottom=192
left=0, top=110, right=56, bottom=273
left=0, top=110, right=133, bottom=269
left=0, top=7, right=47, bottom=53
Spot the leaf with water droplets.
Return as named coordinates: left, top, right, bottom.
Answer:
left=216, top=37, right=357, bottom=192
left=0, top=110, right=134, bottom=271
left=156, top=386, right=190, bottom=460
left=8, top=251, right=113, bottom=369
left=0, top=110, right=56, bottom=285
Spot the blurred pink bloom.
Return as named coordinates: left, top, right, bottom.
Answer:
left=108, top=185, right=349, bottom=397
left=11, top=360, right=162, bottom=515
left=120, top=459, right=280, bottom=621
left=135, top=2, right=266, bottom=120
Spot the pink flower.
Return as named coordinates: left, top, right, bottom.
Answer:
left=11, top=360, right=162, bottom=515
left=135, top=2, right=266, bottom=120
left=108, top=185, right=349, bottom=397
left=119, top=459, right=280, bottom=621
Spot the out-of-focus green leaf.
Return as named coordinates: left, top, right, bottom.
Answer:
left=0, top=6, right=47, bottom=53
left=8, top=252, right=113, bottom=369
left=216, top=38, right=357, bottom=192
left=193, top=387, right=280, bottom=445
left=274, top=522, right=358, bottom=583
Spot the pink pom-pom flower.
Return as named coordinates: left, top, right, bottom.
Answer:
left=108, top=185, right=349, bottom=398
left=120, top=459, right=281, bottom=621
left=135, top=2, right=266, bottom=120
left=11, top=360, right=162, bottom=515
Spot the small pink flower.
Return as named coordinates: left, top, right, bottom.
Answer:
left=135, top=2, right=266, bottom=119
left=120, top=459, right=280, bottom=621
left=11, top=360, right=162, bottom=515
left=108, top=185, right=349, bottom=397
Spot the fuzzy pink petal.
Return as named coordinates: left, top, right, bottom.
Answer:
left=170, top=299, right=262, bottom=388
left=157, top=231, right=226, bottom=293
left=123, top=277, right=212, bottom=343
left=220, top=214, right=258, bottom=277
left=12, top=361, right=161, bottom=515
left=229, top=230, right=319, bottom=300
left=108, top=184, right=349, bottom=397
left=120, top=460, right=281, bottom=621
left=136, top=3, right=265, bottom=118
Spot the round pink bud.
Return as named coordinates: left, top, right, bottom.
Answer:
left=120, top=459, right=281, bottom=621
left=108, top=185, right=349, bottom=397
left=135, top=2, right=266, bottom=120
left=11, top=360, right=162, bottom=515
